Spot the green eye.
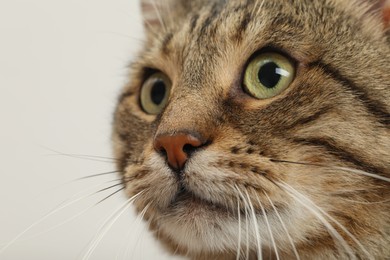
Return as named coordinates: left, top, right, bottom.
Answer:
left=140, top=72, right=171, bottom=115
left=243, top=52, right=295, bottom=99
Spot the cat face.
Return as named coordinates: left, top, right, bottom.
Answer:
left=113, top=0, right=390, bottom=258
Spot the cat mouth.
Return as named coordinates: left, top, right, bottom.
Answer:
left=170, top=185, right=230, bottom=213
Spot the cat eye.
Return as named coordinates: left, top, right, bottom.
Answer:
left=243, top=52, right=295, bottom=99
left=140, top=72, right=172, bottom=115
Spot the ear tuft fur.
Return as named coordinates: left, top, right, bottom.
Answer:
left=140, top=0, right=166, bottom=36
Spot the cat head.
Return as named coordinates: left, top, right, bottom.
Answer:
left=113, top=0, right=390, bottom=258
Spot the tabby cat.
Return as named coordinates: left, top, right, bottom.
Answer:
left=113, top=0, right=390, bottom=259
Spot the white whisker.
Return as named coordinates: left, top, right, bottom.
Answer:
left=240, top=188, right=251, bottom=260
left=141, top=15, right=160, bottom=37
left=0, top=179, right=121, bottom=253
left=255, top=194, right=279, bottom=260
left=150, top=0, right=167, bottom=33
left=335, top=166, right=390, bottom=183
left=160, top=0, right=173, bottom=32
left=271, top=159, right=390, bottom=183
left=277, top=182, right=357, bottom=259
left=81, top=191, right=144, bottom=260
left=235, top=185, right=262, bottom=260
left=341, top=198, right=390, bottom=204
left=12, top=188, right=124, bottom=247
left=127, top=202, right=152, bottom=260
left=264, top=192, right=300, bottom=260
left=245, top=189, right=262, bottom=260
left=280, top=181, right=372, bottom=259
left=236, top=192, right=242, bottom=260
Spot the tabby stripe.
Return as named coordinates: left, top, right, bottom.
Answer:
left=199, top=3, right=220, bottom=35
left=286, top=106, right=332, bottom=130
left=189, top=14, right=200, bottom=34
left=238, top=13, right=251, bottom=32
left=293, top=137, right=387, bottom=177
left=161, top=33, right=173, bottom=55
left=309, top=61, right=390, bottom=126
left=232, top=12, right=251, bottom=42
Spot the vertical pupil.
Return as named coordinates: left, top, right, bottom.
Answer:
left=258, top=62, right=281, bottom=88
left=151, top=80, right=166, bottom=105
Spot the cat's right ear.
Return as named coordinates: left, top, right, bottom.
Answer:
left=140, top=0, right=165, bottom=37
left=140, top=0, right=200, bottom=39
left=140, top=0, right=183, bottom=39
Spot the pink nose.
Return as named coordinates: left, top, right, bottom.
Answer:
left=153, top=134, right=203, bottom=170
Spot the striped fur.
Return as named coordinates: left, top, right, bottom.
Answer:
left=113, top=0, right=390, bottom=259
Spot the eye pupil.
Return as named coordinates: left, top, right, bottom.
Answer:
left=151, top=80, right=166, bottom=105
left=258, top=62, right=281, bottom=89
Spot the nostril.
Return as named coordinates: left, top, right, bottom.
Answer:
left=183, top=144, right=196, bottom=156
left=159, top=147, right=167, bottom=157
left=184, top=139, right=213, bottom=157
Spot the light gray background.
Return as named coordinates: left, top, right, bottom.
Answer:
left=0, top=0, right=182, bottom=259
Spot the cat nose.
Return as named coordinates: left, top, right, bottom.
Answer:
left=153, top=134, right=204, bottom=170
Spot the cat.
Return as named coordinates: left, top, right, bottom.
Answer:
left=112, top=0, right=390, bottom=259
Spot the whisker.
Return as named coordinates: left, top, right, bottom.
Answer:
left=128, top=202, right=152, bottom=260
left=76, top=171, right=119, bottom=181
left=45, top=154, right=116, bottom=163
left=94, top=30, right=146, bottom=43
left=160, top=0, right=174, bottom=31
left=235, top=192, right=242, bottom=260
left=150, top=0, right=167, bottom=33
left=95, top=187, right=125, bottom=206
left=141, top=15, right=160, bottom=38
left=40, top=146, right=117, bottom=163
left=242, top=187, right=262, bottom=260
left=340, top=198, right=390, bottom=204
left=81, top=191, right=144, bottom=260
left=279, top=181, right=372, bottom=259
left=270, top=159, right=390, bottom=183
left=4, top=187, right=126, bottom=246
left=234, top=185, right=260, bottom=259
left=95, top=182, right=125, bottom=196
left=40, top=145, right=118, bottom=160
left=0, top=179, right=123, bottom=253
left=255, top=194, right=279, bottom=260
left=116, top=202, right=151, bottom=260
left=115, top=222, right=134, bottom=260
left=239, top=187, right=251, bottom=260
left=58, top=154, right=118, bottom=161
left=277, top=182, right=358, bottom=259
left=264, top=192, right=300, bottom=260
left=33, top=171, right=120, bottom=201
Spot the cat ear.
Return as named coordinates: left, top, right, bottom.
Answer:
left=140, top=0, right=203, bottom=38
left=140, top=0, right=187, bottom=38
left=140, top=0, right=166, bottom=35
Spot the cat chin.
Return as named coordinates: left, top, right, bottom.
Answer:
left=153, top=206, right=305, bottom=257
left=127, top=152, right=316, bottom=256
left=157, top=212, right=241, bottom=254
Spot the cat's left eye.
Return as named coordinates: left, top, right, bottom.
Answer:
left=243, top=52, right=295, bottom=99
left=140, top=72, right=172, bottom=115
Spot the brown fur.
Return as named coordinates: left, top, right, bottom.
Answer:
left=113, top=0, right=390, bottom=259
